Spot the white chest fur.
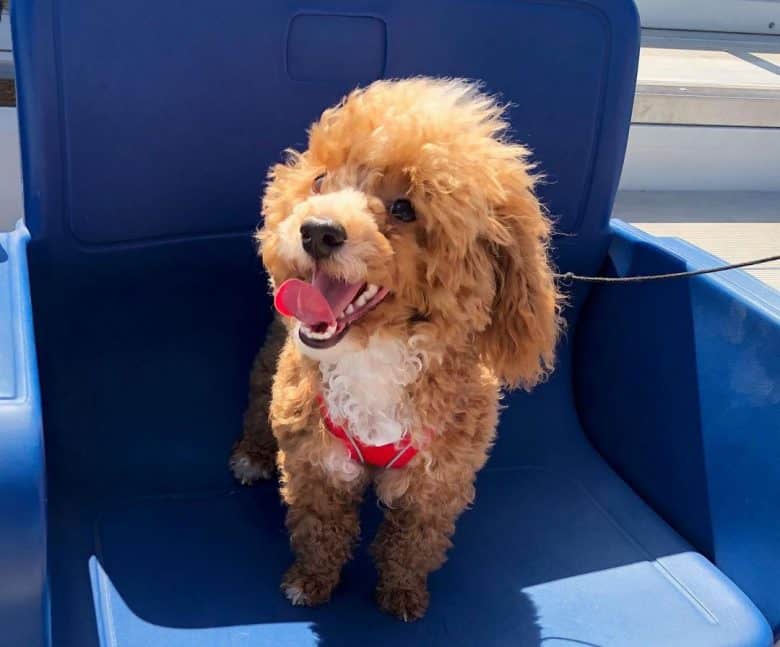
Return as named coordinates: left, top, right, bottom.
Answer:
left=319, top=335, right=424, bottom=447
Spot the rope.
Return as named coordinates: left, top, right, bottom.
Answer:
left=555, top=254, right=780, bottom=284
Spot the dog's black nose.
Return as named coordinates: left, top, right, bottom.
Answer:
left=300, top=220, right=347, bottom=260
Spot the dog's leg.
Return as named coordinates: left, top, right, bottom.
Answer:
left=229, top=317, right=286, bottom=485
left=372, top=466, right=477, bottom=621
left=280, top=460, right=369, bottom=606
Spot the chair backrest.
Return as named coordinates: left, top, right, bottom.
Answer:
left=15, top=0, right=638, bottom=259
left=12, top=1, right=639, bottom=495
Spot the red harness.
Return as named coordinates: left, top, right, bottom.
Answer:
left=317, top=396, right=419, bottom=469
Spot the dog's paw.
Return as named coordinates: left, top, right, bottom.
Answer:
left=376, top=583, right=430, bottom=622
left=229, top=445, right=275, bottom=486
left=281, top=563, right=339, bottom=607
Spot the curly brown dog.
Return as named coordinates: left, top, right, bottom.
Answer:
left=231, top=77, right=561, bottom=621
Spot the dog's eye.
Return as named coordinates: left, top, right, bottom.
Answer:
left=390, top=199, right=416, bottom=222
left=312, top=173, right=326, bottom=194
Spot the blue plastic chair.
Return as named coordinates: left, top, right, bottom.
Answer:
left=2, top=1, right=778, bottom=645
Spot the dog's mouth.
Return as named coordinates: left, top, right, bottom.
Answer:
left=274, top=267, right=390, bottom=349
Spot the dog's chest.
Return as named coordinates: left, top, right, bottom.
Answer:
left=319, top=336, right=421, bottom=447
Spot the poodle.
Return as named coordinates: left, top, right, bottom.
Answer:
left=230, top=77, right=561, bottom=621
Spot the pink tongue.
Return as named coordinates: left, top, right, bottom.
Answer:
left=274, top=272, right=364, bottom=328
left=275, top=279, right=335, bottom=327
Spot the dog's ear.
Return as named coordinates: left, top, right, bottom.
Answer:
left=477, top=161, right=561, bottom=390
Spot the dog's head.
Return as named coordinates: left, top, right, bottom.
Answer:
left=259, top=78, right=560, bottom=389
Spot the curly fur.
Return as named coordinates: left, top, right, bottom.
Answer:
left=231, top=77, right=562, bottom=621
left=320, top=334, right=425, bottom=446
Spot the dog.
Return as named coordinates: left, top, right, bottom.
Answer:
left=230, top=77, right=561, bottom=621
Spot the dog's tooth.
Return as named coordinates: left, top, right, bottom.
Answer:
left=320, top=326, right=334, bottom=339
left=364, top=284, right=378, bottom=299
left=355, top=294, right=368, bottom=307
left=345, top=304, right=355, bottom=315
left=302, top=325, right=325, bottom=339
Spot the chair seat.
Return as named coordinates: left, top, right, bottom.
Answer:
left=63, top=462, right=765, bottom=647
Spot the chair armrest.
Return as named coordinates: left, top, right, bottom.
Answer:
left=0, top=220, right=48, bottom=646
left=575, top=220, right=780, bottom=633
